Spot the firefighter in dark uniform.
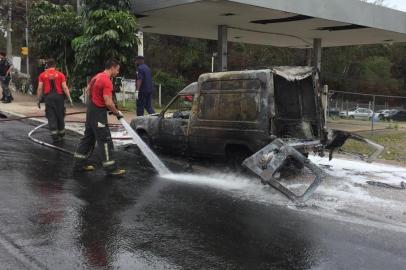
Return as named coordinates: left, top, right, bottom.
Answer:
left=37, top=59, right=73, bottom=142
left=74, top=59, right=125, bottom=176
left=0, top=52, right=13, bottom=103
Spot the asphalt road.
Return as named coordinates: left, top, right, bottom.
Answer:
left=1, top=119, right=406, bottom=270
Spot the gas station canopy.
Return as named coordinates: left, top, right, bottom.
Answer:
left=131, top=0, right=406, bottom=48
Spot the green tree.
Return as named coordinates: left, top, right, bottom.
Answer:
left=358, top=56, right=399, bottom=94
left=144, top=34, right=214, bottom=82
left=153, top=70, right=186, bottom=103
left=82, top=0, right=131, bottom=12
left=72, top=4, right=138, bottom=87
left=29, top=0, right=82, bottom=78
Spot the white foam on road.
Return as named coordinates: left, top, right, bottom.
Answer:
left=310, top=155, right=406, bottom=185
left=161, top=172, right=284, bottom=205
left=162, top=156, right=406, bottom=230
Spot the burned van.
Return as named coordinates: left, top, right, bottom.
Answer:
left=131, top=67, right=383, bottom=203
left=132, top=67, right=324, bottom=156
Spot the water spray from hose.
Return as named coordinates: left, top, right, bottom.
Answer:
left=119, top=118, right=171, bottom=175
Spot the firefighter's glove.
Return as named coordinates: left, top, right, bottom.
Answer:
left=116, top=111, right=124, bottom=120
left=36, top=99, right=41, bottom=109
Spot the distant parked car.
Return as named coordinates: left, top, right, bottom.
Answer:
left=376, top=110, right=391, bottom=120
left=387, top=110, right=406, bottom=122
left=377, top=109, right=398, bottom=120
left=339, top=108, right=374, bottom=120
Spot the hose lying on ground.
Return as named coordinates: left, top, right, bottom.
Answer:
left=28, top=123, right=75, bottom=155
left=1, top=111, right=133, bottom=166
left=28, top=120, right=132, bottom=156
left=0, top=111, right=87, bottom=122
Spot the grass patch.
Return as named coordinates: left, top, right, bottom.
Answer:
left=117, top=100, right=165, bottom=114
left=342, top=129, right=406, bottom=163
left=117, top=100, right=136, bottom=112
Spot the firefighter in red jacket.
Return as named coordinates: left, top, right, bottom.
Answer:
left=37, top=59, right=73, bottom=142
left=73, top=58, right=125, bottom=176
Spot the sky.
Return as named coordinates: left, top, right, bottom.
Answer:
left=379, top=0, right=406, bottom=11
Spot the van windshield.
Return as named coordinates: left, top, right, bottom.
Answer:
left=164, top=95, right=194, bottom=119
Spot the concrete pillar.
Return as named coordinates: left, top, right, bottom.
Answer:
left=313, top=38, right=322, bottom=71
left=305, top=48, right=312, bottom=66
left=322, top=85, right=329, bottom=125
left=137, top=31, right=144, bottom=56
left=218, top=25, right=228, bottom=72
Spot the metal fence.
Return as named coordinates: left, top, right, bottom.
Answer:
left=328, top=90, right=406, bottom=130
left=329, top=90, right=406, bottom=113
left=114, top=78, right=165, bottom=109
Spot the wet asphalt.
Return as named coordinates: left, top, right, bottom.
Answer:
left=1, top=119, right=406, bottom=270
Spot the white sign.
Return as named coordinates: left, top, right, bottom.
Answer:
left=116, top=78, right=137, bottom=102
left=122, top=79, right=136, bottom=93
left=12, top=56, right=21, bottom=72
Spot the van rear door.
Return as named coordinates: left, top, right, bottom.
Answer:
left=188, top=71, right=271, bottom=157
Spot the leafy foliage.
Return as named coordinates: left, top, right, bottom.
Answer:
left=82, top=0, right=131, bottom=13
left=144, top=35, right=214, bottom=82
left=29, top=0, right=82, bottom=78
left=321, top=44, right=406, bottom=96
left=72, top=7, right=138, bottom=87
left=153, top=70, right=186, bottom=103
left=29, top=0, right=138, bottom=99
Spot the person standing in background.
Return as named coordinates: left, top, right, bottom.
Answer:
left=135, top=56, right=155, bottom=116
left=37, top=59, right=73, bottom=142
left=0, top=52, right=13, bottom=103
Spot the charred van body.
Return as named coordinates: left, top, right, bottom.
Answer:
left=131, top=67, right=383, bottom=203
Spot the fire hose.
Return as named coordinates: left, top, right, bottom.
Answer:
left=0, top=111, right=132, bottom=156
left=0, top=111, right=87, bottom=122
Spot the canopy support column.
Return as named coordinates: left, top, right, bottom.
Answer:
left=218, top=25, right=228, bottom=72
left=313, top=38, right=322, bottom=71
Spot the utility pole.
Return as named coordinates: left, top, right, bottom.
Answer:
left=25, top=0, right=30, bottom=76
left=6, top=0, right=12, bottom=59
left=137, top=31, right=144, bottom=56
left=77, top=0, right=81, bottom=15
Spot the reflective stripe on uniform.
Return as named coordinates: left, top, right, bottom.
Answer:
left=58, top=129, right=65, bottom=134
left=102, top=160, right=115, bottom=167
left=50, top=130, right=59, bottom=135
left=74, top=153, right=87, bottom=159
left=104, top=143, right=110, bottom=161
